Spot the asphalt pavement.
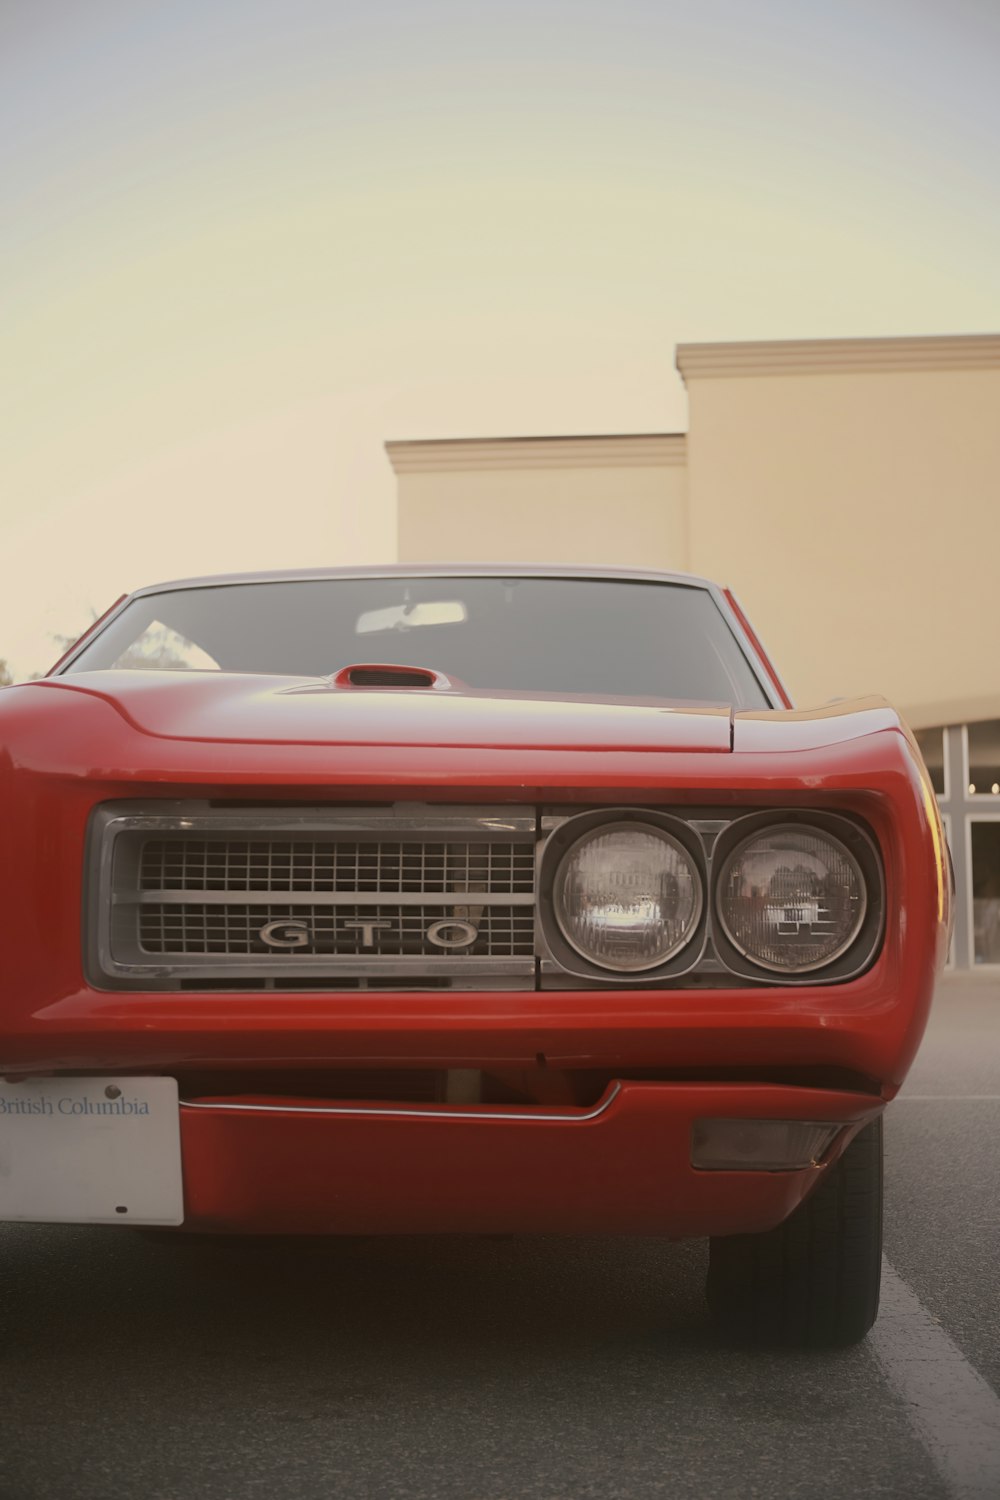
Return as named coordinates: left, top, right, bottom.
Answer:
left=2, top=976, right=998, bottom=1500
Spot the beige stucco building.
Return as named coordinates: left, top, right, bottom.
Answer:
left=387, top=333, right=1000, bottom=969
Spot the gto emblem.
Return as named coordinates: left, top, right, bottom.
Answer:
left=258, top=920, right=310, bottom=948
left=256, top=917, right=480, bottom=949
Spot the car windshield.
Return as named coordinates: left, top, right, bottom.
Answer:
left=63, top=576, right=771, bottom=708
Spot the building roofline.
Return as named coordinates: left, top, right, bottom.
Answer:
left=676, top=332, right=1000, bottom=381
left=385, top=433, right=687, bottom=472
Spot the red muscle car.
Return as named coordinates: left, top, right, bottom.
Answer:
left=0, top=566, right=950, bottom=1346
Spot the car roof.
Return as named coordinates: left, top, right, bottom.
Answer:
left=129, top=564, right=720, bottom=599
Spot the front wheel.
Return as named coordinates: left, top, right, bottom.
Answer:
left=707, top=1116, right=883, bottom=1348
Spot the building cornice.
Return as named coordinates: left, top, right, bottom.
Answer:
left=386, top=434, right=687, bottom=473
left=676, top=334, right=1000, bottom=381
left=902, top=694, right=1000, bottom=734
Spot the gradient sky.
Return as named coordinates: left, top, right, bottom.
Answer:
left=3, top=0, right=999, bottom=677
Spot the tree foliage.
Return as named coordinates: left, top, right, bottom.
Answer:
left=4, top=611, right=204, bottom=682
left=113, top=624, right=195, bottom=671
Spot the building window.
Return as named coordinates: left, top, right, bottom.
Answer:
left=914, top=727, right=946, bottom=797
left=967, top=720, right=1000, bottom=798
left=971, top=821, right=1000, bottom=965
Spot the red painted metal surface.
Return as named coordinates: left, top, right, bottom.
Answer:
left=176, top=1084, right=882, bottom=1236
left=23, top=673, right=735, bottom=752
left=0, top=581, right=950, bottom=1236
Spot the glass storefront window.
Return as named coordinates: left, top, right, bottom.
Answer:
left=967, top=720, right=1000, bottom=798
left=914, top=727, right=946, bottom=796
left=971, top=822, right=1000, bottom=964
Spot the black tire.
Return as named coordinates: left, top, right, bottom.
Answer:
left=706, top=1116, right=883, bottom=1348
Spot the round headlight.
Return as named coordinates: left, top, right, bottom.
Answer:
left=553, top=823, right=702, bottom=972
left=716, top=824, right=867, bottom=973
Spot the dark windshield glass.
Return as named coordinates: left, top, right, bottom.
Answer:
left=65, top=577, right=770, bottom=708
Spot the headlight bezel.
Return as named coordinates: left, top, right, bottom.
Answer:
left=708, top=809, right=884, bottom=983
left=538, top=808, right=709, bottom=982
left=537, top=806, right=885, bottom=989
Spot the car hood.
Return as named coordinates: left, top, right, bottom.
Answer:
left=40, top=672, right=735, bottom=753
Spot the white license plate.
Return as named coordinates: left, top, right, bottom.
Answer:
left=0, top=1076, right=184, bottom=1225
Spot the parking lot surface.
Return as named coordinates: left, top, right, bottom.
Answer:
left=2, top=977, right=998, bottom=1500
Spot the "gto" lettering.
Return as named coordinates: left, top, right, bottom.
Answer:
left=257, top=918, right=480, bottom=949
left=258, top=920, right=310, bottom=948
left=342, top=920, right=393, bottom=947
left=425, top=920, right=478, bottom=949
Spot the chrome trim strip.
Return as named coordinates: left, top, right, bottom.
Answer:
left=102, top=807, right=538, bottom=835
left=104, top=956, right=536, bottom=979
left=48, top=595, right=134, bottom=675
left=133, top=889, right=535, bottom=907
left=130, top=564, right=719, bottom=598
left=180, top=1080, right=623, bottom=1123
left=708, top=583, right=784, bottom=711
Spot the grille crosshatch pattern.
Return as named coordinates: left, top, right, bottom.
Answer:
left=139, top=838, right=535, bottom=896
left=95, top=805, right=541, bottom=989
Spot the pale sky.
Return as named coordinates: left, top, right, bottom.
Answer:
left=3, top=0, right=999, bottom=678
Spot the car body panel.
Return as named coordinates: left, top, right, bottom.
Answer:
left=0, top=567, right=950, bottom=1236
left=176, top=1083, right=882, bottom=1237
left=26, top=674, right=736, bottom=753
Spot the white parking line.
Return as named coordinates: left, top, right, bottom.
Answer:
left=871, top=1259, right=1000, bottom=1499
left=894, top=1095, right=1000, bottom=1102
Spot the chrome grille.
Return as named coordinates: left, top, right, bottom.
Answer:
left=90, top=803, right=537, bottom=991
left=139, top=838, right=535, bottom=895
left=138, top=902, right=535, bottom=958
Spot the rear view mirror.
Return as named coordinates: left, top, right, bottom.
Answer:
left=355, top=600, right=468, bottom=635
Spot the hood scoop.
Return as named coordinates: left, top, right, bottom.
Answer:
left=330, top=663, right=455, bottom=690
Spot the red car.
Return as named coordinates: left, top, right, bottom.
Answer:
left=0, top=566, right=950, bottom=1346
